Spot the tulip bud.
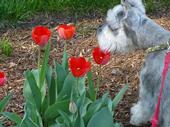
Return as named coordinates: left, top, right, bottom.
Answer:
left=69, top=101, right=77, bottom=114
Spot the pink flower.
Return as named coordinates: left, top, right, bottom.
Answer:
left=56, top=24, right=75, bottom=40
left=0, top=71, right=7, bottom=86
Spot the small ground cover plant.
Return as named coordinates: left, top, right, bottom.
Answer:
left=0, top=24, right=128, bottom=127
left=0, top=37, right=13, bottom=56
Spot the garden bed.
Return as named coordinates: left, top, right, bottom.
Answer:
left=1, top=10, right=170, bottom=126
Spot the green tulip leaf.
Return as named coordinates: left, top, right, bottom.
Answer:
left=62, top=45, right=69, bottom=72
left=87, top=71, right=96, bottom=101
left=87, top=107, right=113, bottom=127
left=39, top=42, right=50, bottom=92
left=56, top=62, right=67, bottom=93
left=74, top=113, right=85, bottom=127
left=0, top=92, right=12, bottom=112
left=44, top=100, right=69, bottom=121
left=46, top=65, right=53, bottom=90
left=49, top=76, right=57, bottom=105
left=1, top=112, right=22, bottom=125
left=112, top=84, right=128, bottom=110
left=58, top=110, right=71, bottom=127
left=0, top=123, right=3, bottom=127
left=25, top=71, right=42, bottom=111
left=58, top=73, right=76, bottom=100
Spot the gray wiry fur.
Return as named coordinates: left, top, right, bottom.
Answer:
left=97, top=0, right=170, bottom=126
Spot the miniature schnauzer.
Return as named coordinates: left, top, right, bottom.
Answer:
left=97, top=0, right=170, bottom=127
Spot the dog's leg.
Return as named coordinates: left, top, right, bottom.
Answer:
left=163, top=114, right=170, bottom=127
left=130, top=83, right=154, bottom=126
left=130, top=60, right=156, bottom=126
left=161, top=101, right=170, bottom=127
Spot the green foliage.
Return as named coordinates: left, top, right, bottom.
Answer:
left=0, top=38, right=13, bottom=56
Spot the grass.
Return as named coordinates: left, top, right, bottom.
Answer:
left=145, top=0, right=170, bottom=12
left=0, top=0, right=119, bottom=23
left=0, top=0, right=170, bottom=23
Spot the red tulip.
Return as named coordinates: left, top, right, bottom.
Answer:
left=0, top=71, right=7, bottom=86
left=69, top=57, right=91, bottom=77
left=92, top=47, right=111, bottom=65
left=32, top=26, right=51, bottom=47
left=56, top=24, right=75, bottom=40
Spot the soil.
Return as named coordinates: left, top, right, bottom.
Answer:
left=1, top=10, right=170, bottom=127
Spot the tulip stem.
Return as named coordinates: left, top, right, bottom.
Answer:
left=38, top=47, right=41, bottom=68
left=76, top=78, right=79, bottom=97
left=64, top=41, right=67, bottom=51
left=97, top=65, right=102, bottom=93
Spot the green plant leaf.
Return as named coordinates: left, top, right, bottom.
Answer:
left=84, top=99, right=103, bottom=123
left=62, top=45, right=69, bottom=72
left=41, top=96, right=48, bottom=115
left=58, top=73, right=76, bottom=100
left=80, top=98, right=91, bottom=117
left=0, top=123, right=3, bottom=127
left=25, top=71, right=42, bottom=111
left=77, top=93, right=91, bottom=117
left=58, top=110, right=71, bottom=127
left=48, top=76, right=57, bottom=105
left=87, top=107, right=113, bottom=127
left=46, top=65, right=57, bottom=105
left=44, top=100, right=69, bottom=121
left=46, top=65, right=52, bottom=89
left=23, top=73, right=34, bottom=105
left=0, top=92, right=12, bottom=112
left=113, top=123, right=121, bottom=127
left=49, top=124, right=61, bottom=127
left=112, top=84, right=128, bottom=110
left=32, top=69, right=46, bottom=102
left=74, top=113, right=85, bottom=127
left=20, top=101, right=43, bottom=127
left=20, top=117, right=40, bottom=127
left=56, top=62, right=67, bottom=93
left=39, top=41, right=50, bottom=91
left=87, top=71, right=96, bottom=101
left=77, top=77, right=86, bottom=96
left=1, top=112, right=22, bottom=125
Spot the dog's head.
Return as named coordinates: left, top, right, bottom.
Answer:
left=97, top=0, right=147, bottom=53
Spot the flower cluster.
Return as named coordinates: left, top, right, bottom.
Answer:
left=31, top=24, right=111, bottom=78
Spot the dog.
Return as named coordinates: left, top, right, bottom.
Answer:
left=97, top=0, right=170, bottom=127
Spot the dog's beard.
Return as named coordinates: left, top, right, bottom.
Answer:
left=97, top=25, right=135, bottom=53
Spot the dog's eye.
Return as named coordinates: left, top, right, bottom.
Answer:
left=117, top=11, right=125, bottom=19
left=142, top=19, right=147, bottom=25
left=130, top=3, right=135, bottom=7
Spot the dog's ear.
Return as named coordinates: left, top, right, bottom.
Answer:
left=121, top=0, right=145, bottom=14
left=107, top=5, right=126, bottom=23
left=106, top=5, right=127, bottom=30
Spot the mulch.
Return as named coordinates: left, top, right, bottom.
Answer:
left=1, top=10, right=170, bottom=127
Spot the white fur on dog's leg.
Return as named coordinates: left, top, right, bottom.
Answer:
left=130, top=101, right=151, bottom=126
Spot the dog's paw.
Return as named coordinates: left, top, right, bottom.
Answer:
left=130, top=103, right=149, bottom=126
